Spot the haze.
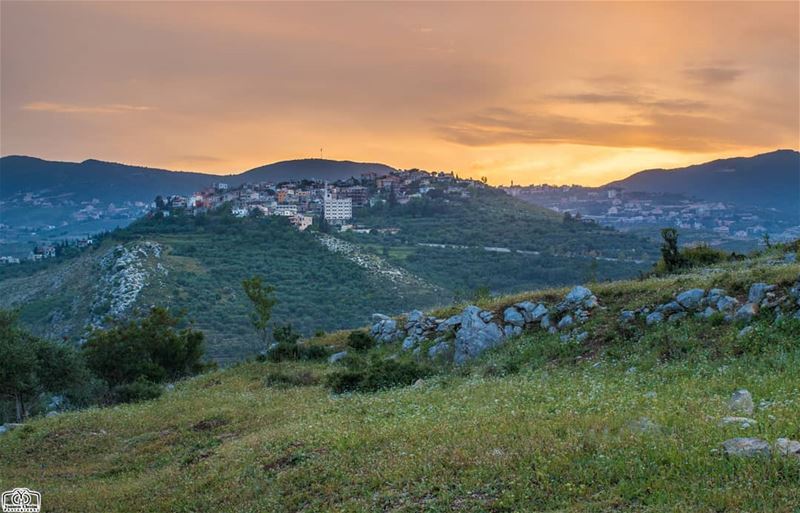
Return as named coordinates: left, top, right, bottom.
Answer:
left=1, top=1, right=798, bottom=185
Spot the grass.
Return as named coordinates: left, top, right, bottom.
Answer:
left=1, top=256, right=799, bottom=512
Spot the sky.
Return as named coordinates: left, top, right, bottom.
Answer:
left=1, top=2, right=798, bottom=186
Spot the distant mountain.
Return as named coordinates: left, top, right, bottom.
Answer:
left=0, top=156, right=398, bottom=202
left=605, top=150, right=800, bottom=218
left=233, top=159, right=396, bottom=185
left=0, top=156, right=215, bottom=203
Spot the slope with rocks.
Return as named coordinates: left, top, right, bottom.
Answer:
left=1, top=247, right=799, bottom=512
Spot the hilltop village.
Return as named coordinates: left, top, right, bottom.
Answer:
left=156, top=169, right=483, bottom=232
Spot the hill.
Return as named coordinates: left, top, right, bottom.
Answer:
left=0, top=193, right=656, bottom=362
left=1, top=249, right=798, bottom=512
left=605, top=150, right=800, bottom=218
left=233, top=158, right=396, bottom=185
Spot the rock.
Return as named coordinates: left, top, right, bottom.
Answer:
left=503, top=307, right=525, bottom=327
left=774, top=438, right=800, bottom=459
left=564, top=285, right=593, bottom=305
left=657, top=301, right=683, bottom=315
left=328, top=351, right=348, bottom=364
left=668, top=312, right=687, bottom=323
left=0, top=423, right=23, bottom=435
left=46, top=411, right=60, bottom=418
left=722, top=437, right=770, bottom=457
left=436, top=314, right=462, bottom=333
left=729, top=389, right=754, bottom=415
left=428, top=341, right=451, bottom=360
left=453, top=306, right=505, bottom=364
left=707, top=288, right=726, bottom=302
left=370, top=317, right=401, bottom=344
left=371, top=313, right=391, bottom=322
left=676, top=288, right=705, bottom=310
left=748, top=283, right=775, bottom=304
left=644, top=391, right=657, bottom=399
left=734, top=303, right=759, bottom=322
left=478, top=310, right=494, bottom=322
left=719, top=416, right=757, bottom=428
left=646, top=311, right=664, bottom=325
left=785, top=253, right=797, bottom=263
left=716, top=295, right=739, bottom=312
left=574, top=309, right=590, bottom=323
left=540, top=314, right=553, bottom=330
left=405, top=310, right=425, bottom=329
left=557, top=314, right=574, bottom=330
left=503, top=325, right=522, bottom=337
left=584, top=296, right=599, bottom=309
left=575, top=331, right=589, bottom=343
left=619, top=310, right=636, bottom=323
left=529, top=304, right=549, bottom=322
left=737, top=326, right=754, bottom=338
left=698, top=306, right=716, bottom=319
left=513, top=301, right=537, bottom=323
left=402, top=336, right=418, bottom=351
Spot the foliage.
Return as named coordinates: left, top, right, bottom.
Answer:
left=111, top=379, right=164, bottom=404
left=266, top=342, right=330, bottom=363
left=659, top=227, right=685, bottom=272
left=0, top=310, right=89, bottom=422
left=346, top=330, right=375, bottom=351
left=273, top=323, right=301, bottom=345
left=241, top=275, right=277, bottom=351
left=82, top=307, right=206, bottom=403
left=326, top=357, right=432, bottom=393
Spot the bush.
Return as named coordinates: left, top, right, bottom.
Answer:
left=347, top=330, right=375, bottom=351
left=111, top=379, right=163, bottom=404
left=266, top=342, right=330, bottom=362
left=326, top=358, right=432, bottom=393
left=264, top=369, right=319, bottom=388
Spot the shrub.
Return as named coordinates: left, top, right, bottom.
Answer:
left=326, top=358, right=432, bottom=393
left=347, top=330, right=375, bottom=351
left=266, top=342, right=330, bottom=362
left=112, top=379, right=163, bottom=404
left=264, top=369, right=319, bottom=388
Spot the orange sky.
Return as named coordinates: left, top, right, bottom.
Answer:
left=1, top=2, right=798, bottom=185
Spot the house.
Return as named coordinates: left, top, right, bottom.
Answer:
left=338, top=186, right=368, bottom=207
left=323, top=194, right=352, bottom=222
left=34, top=245, right=56, bottom=258
left=274, top=204, right=298, bottom=216
left=289, top=214, right=313, bottom=231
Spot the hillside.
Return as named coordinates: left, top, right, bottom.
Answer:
left=235, top=158, right=396, bottom=184
left=605, top=150, right=800, bottom=218
left=1, top=250, right=798, bottom=512
left=0, top=192, right=656, bottom=362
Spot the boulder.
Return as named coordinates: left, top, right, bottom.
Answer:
left=370, top=317, right=402, bottom=344
left=557, top=314, right=574, bottom=330
left=737, top=326, right=754, bottom=338
left=405, top=310, right=425, bottom=329
left=646, top=311, right=664, bottom=325
left=529, top=304, right=549, bottom=322
left=328, top=351, right=348, bottom=364
left=775, top=438, right=800, bottom=459
left=668, top=312, right=687, bottom=323
left=402, top=336, right=418, bottom=351
left=564, top=285, right=593, bottom=305
left=716, top=295, right=739, bottom=312
left=676, top=288, right=705, bottom=310
left=436, top=314, right=462, bottom=333
left=371, top=313, right=391, bottom=322
left=428, top=341, right=451, bottom=360
left=722, top=437, right=770, bottom=457
left=619, top=310, right=636, bottom=323
left=478, top=310, right=494, bottom=323
left=729, top=389, right=754, bottom=415
left=748, top=283, right=775, bottom=304
left=734, top=303, right=759, bottom=323
left=698, top=306, right=716, bottom=319
left=540, top=314, right=553, bottom=330
left=453, top=306, right=505, bottom=364
left=503, top=325, right=522, bottom=337
left=503, top=307, right=525, bottom=327
left=656, top=301, right=683, bottom=315
left=575, top=331, right=589, bottom=343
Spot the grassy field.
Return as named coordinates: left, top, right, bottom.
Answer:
left=1, top=257, right=799, bottom=512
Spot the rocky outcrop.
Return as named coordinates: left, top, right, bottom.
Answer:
left=454, top=306, right=505, bottom=364
left=722, top=437, right=771, bottom=457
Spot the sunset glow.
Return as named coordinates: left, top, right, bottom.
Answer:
left=2, top=1, right=798, bottom=185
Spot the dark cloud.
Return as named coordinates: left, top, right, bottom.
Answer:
left=684, top=66, right=744, bottom=85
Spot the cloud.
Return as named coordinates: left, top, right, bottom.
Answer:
left=684, top=66, right=744, bottom=85
left=553, top=91, right=708, bottom=112
left=21, top=102, right=152, bottom=114
left=436, top=106, right=754, bottom=152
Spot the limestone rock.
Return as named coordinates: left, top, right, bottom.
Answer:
left=734, top=303, right=759, bottom=323
left=729, top=389, right=754, bottom=415
left=454, top=306, right=505, bottom=364
left=676, top=288, right=705, bottom=310
left=722, top=437, right=770, bottom=457
left=503, top=307, right=525, bottom=327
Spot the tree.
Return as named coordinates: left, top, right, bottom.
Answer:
left=660, top=227, right=685, bottom=272
left=273, top=323, right=300, bottom=345
left=242, top=275, right=277, bottom=351
left=155, top=195, right=166, bottom=210
left=0, top=310, right=88, bottom=422
left=83, top=307, right=206, bottom=401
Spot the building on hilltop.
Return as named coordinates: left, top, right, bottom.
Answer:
left=323, top=193, right=352, bottom=223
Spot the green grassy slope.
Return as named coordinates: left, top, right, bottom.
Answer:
left=2, top=256, right=798, bottom=512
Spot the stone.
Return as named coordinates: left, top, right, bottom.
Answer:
left=668, top=312, right=687, bottom=323
left=699, top=306, right=716, bottom=319
left=707, top=288, right=726, bottom=301
left=540, top=314, right=553, bottom=330
left=402, top=336, right=418, bottom=351
left=646, top=311, right=664, bottom=325
left=575, top=331, right=589, bottom=343
left=529, top=304, right=549, bottom=322
left=557, top=314, right=574, bottom=330
left=454, top=306, right=505, bottom=364
left=478, top=310, right=494, bottom=322
left=719, top=416, right=757, bottom=428
left=716, top=295, right=739, bottom=312
left=564, top=285, right=593, bottom=305
left=503, top=307, right=525, bottom=327
left=748, top=283, right=775, bottom=304
left=734, top=303, right=759, bottom=322
left=405, top=310, right=425, bottom=329
left=503, top=325, right=522, bottom=337
left=371, top=313, right=391, bottom=322
left=737, top=326, right=754, bottom=338
left=428, top=341, right=451, bottom=360
left=328, top=351, right=348, bottom=364
left=676, top=288, right=705, bottom=310
left=584, top=295, right=599, bottom=309
left=722, top=437, right=770, bottom=457
left=657, top=301, right=683, bottom=315
left=436, top=314, right=462, bottom=332
left=619, top=310, right=636, bottom=323
left=729, top=389, right=754, bottom=415
left=774, top=438, right=800, bottom=459
left=513, top=301, right=537, bottom=322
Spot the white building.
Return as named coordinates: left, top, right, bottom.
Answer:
left=290, top=214, right=313, bottom=231
left=323, top=194, right=352, bottom=222
left=274, top=204, right=298, bottom=216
